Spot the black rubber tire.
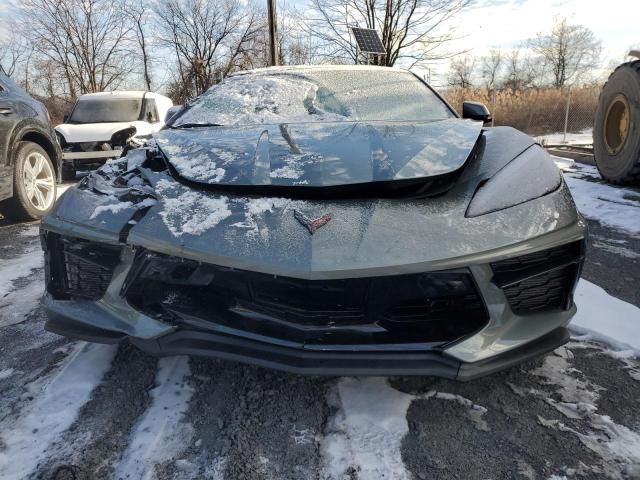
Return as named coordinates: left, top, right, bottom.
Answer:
left=0, top=141, right=57, bottom=221
left=594, top=60, right=640, bottom=185
left=61, top=161, right=77, bottom=182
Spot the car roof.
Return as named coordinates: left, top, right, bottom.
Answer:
left=228, top=65, right=410, bottom=77
left=77, top=91, right=171, bottom=101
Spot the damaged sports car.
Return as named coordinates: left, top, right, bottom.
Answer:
left=41, top=66, right=587, bottom=380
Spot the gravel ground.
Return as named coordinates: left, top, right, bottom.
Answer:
left=0, top=166, right=639, bottom=480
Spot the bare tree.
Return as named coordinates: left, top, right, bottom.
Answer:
left=0, top=33, right=35, bottom=90
left=18, top=0, right=135, bottom=97
left=300, top=0, right=471, bottom=67
left=156, top=0, right=263, bottom=99
left=480, top=49, right=502, bottom=91
left=128, top=1, right=153, bottom=91
left=531, top=17, right=602, bottom=88
left=502, top=49, right=544, bottom=91
left=448, top=54, right=475, bottom=88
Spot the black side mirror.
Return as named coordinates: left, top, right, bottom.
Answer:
left=63, top=114, right=69, bottom=122
left=462, top=101, right=492, bottom=124
left=164, top=105, right=182, bottom=124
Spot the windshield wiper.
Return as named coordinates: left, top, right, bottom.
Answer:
left=170, top=122, right=223, bottom=129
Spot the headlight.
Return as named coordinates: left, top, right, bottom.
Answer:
left=466, top=145, right=561, bottom=217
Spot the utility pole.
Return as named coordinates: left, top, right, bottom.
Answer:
left=267, top=0, right=279, bottom=66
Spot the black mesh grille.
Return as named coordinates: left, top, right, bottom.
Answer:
left=491, top=241, right=584, bottom=315
left=126, top=253, right=489, bottom=348
left=44, top=233, right=121, bottom=300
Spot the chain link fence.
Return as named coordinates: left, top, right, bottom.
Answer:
left=444, top=87, right=600, bottom=147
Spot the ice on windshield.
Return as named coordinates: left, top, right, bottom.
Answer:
left=175, top=75, right=347, bottom=127
left=173, top=69, right=455, bottom=127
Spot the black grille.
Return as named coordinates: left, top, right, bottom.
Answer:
left=491, top=241, right=584, bottom=315
left=44, top=233, right=121, bottom=300
left=126, top=253, right=489, bottom=348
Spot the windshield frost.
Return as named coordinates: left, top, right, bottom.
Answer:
left=173, top=69, right=454, bottom=127
left=70, top=98, right=142, bottom=123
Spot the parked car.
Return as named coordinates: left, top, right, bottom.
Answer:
left=41, top=66, right=587, bottom=380
left=0, top=73, right=60, bottom=221
left=55, top=91, right=173, bottom=180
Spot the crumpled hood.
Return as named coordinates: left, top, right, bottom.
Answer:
left=55, top=121, right=156, bottom=143
left=155, top=118, right=483, bottom=188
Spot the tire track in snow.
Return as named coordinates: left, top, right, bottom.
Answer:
left=0, top=342, right=117, bottom=480
left=112, top=356, right=194, bottom=480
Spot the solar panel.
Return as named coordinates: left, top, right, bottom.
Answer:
left=351, top=28, right=386, bottom=54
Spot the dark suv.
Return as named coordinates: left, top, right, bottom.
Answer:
left=0, top=73, right=61, bottom=220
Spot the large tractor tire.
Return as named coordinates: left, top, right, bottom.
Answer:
left=594, top=60, right=640, bottom=185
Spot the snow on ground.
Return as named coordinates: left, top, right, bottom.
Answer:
left=0, top=233, right=44, bottom=328
left=319, top=279, right=640, bottom=479
left=513, top=343, right=640, bottom=478
left=563, top=163, right=640, bottom=235
left=0, top=342, right=117, bottom=480
left=0, top=239, right=42, bottom=299
left=321, top=377, right=488, bottom=479
left=536, top=129, right=593, bottom=146
left=322, top=377, right=414, bottom=480
left=572, top=279, right=640, bottom=353
left=113, top=356, right=194, bottom=480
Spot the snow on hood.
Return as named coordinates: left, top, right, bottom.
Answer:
left=55, top=121, right=157, bottom=143
left=156, top=118, right=483, bottom=188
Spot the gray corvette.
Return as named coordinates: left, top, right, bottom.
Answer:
left=41, top=66, right=587, bottom=380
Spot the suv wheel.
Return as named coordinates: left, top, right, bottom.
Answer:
left=2, top=141, right=57, bottom=221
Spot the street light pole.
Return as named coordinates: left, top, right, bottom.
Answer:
left=267, top=0, right=279, bottom=66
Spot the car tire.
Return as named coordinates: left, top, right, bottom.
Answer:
left=594, top=60, right=640, bottom=185
left=61, top=162, right=77, bottom=182
left=1, top=141, right=57, bottom=221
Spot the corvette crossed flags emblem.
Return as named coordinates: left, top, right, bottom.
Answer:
left=294, top=210, right=333, bottom=234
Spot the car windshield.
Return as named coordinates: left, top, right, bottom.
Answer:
left=69, top=97, right=142, bottom=123
left=172, top=68, right=454, bottom=127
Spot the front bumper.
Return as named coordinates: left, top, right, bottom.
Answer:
left=42, top=293, right=568, bottom=380
left=41, top=219, right=586, bottom=379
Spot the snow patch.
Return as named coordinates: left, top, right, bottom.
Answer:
left=0, top=343, right=116, bottom=480
left=113, top=356, right=194, bottom=480
left=157, top=140, right=233, bottom=184
left=156, top=179, right=231, bottom=236
left=0, top=240, right=44, bottom=327
left=513, top=336, right=640, bottom=477
left=0, top=368, right=14, bottom=380
left=537, top=128, right=593, bottom=146
left=89, top=200, right=134, bottom=219
left=321, top=377, right=413, bottom=480
left=231, top=197, right=290, bottom=238
left=321, top=377, right=489, bottom=479
left=563, top=163, right=640, bottom=234
left=270, top=153, right=321, bottom=180
left=571, top=279, right=640, bottom=353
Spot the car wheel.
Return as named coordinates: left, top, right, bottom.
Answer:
left=594, top=60, right=640, bottom=184
left=2, top=141, right=57, bottom=221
